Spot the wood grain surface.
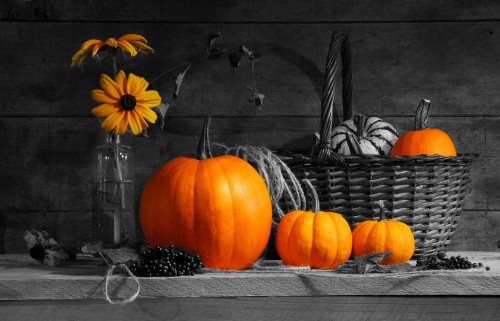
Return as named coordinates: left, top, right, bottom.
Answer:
left=1, top=1, right=500, bottom=254
left=1, top=296, right=499, bottom=321
left=2, top=0, right=500, bottom=22
left=0, top=252, right=499, bottom=300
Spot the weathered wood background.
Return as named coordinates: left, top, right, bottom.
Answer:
left=1, top=0, right=500, bottom=253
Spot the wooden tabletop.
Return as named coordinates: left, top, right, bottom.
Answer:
left=1, top=251, right=499, bottom=301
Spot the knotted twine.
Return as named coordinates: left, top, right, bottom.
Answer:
left=101, top=253, right=141, bottom=305
left=214, top=144, right=306, bottom=225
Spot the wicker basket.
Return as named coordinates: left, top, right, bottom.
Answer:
left=277, top=32, right=476, bottom=258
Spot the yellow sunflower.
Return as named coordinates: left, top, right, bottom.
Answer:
left=71, top=34, right=154, bottom=66
left=91, top=70, right=161, bottom=135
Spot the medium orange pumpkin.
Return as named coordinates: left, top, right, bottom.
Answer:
left=140, top=117, right=273, bottom=270
left=352, top=201, right=415, bottom=265
left=391, top=99, right=457, bottom=157
left=275, top=180, right=352, bottom=269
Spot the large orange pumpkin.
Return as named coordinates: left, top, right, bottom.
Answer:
left=275, top=180, right=352, bottom=269
left=391, top=98, right=457, bottom=157
left=352, top=201, right=415, bottom=265
left=140, top=117, right=273, bottom=270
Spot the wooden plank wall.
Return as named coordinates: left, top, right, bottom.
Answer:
left=1, top=0, right=500, bottom=253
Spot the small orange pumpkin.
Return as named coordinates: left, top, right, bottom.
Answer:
left=352, top=201, right=415, bottom=264
left=275, top=180, right=352, bottom=269
left=140, top=117, right=273, bottom=270
left=391, top=99, right=457, bottom=157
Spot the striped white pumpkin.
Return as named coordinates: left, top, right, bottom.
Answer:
left=331, top=114, right=399, bottom=155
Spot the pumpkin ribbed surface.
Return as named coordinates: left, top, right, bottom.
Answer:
left=352, top=218, right=415, bottom=265
left=140, top=154, right=272, bottom=271
left=331, top=115, right=398, bottom=155
left=276, top=210, right=352, bottom=269
left=391, top=128, right=457, bottom=157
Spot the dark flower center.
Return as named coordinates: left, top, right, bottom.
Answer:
left=120, top=94, right=136, bottom=110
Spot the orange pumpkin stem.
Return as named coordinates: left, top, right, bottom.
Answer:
left=375, top=200, right=388, bottom=221
left=414, top=98, right=431, bottom=130
left=196, top=116, right=213, bottom=160
left=302, top=179, right=320, bottom=214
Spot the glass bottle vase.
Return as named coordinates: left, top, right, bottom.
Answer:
left=92, top=133, right=136, bottom=248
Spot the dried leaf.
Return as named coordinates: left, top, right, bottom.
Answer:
left=241, top=45, right=253, bottom=58
left=335, top=252, right=393, bottom=274
left=207, top=32, right=222, bottom=50
left=254, top=93, right=265, bottom=108
left=81, top=241, right=103, bottom=254
left=173, top=64, right=190, bottom=100
left=140, top=128, right=149, bottom=138
left=246, top=89, right=265, bottom=108
left=155, top=102, right=170, bottom=131
left=361, top=252, right=393, bottom=265
left=229, top=51, right=244, bottom=67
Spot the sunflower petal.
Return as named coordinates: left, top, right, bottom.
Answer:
left=114, top=70, right=127, bottom=95
left=99, top=74, right=122, bottom=99
left=105, top=37, right=118, bottom=47
left=136, top=90, right=161, bottom=108
left=116, top=112, right=129, bottom=135
left=126, top=73, right=140, bottom=95
left=91, top=103, right=119, bottom=118
left=91, top=89, right=118, bottom=104
left=81, top=39, right=103, bottom=50
left=128, top=110, right=142, bottom=135
left=130, top=40, right=154, bottom=54
left=131, top=109, right=149, bottom=129
left=119, top=34, right=148, bottom=43
left=117, top=40, right=137, bottom=56
left=136, top=105, right=158, bottom=123
left=71, top=49, right=87, bottom=66
left=91, top=42, right=107, bottom=57
left=134, top=76, right=150, bottom=94
left=101, top=110, right=124, bottom=133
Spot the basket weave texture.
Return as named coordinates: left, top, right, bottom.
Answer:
left=277, top=32, right=476, bottom=258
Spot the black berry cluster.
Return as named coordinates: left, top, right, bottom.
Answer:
left=416, top=252, right=488, bottom=271
left=128, top=245, right=204, bottom=277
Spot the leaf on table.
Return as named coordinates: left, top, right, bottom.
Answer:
left=81, top=241, right=103, bottom=254
left=335, top=252, right=393, bottom=274
left=173, top=64, right=190, bottom=100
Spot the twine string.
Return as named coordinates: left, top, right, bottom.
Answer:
left=103, top=263, right=141, bottom=305
left=214, top=143, right=306, bottom=226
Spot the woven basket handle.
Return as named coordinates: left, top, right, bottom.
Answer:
left=316, top=32, right=353, bottom=165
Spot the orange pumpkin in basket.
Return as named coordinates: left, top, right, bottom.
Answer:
left=352, top=201, right=415, bottom=264
left=140, top=117, right=273, bottom=270
left=391, top=98, right=457, bottom=157
left=275, top=180, right=352, bottom=269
